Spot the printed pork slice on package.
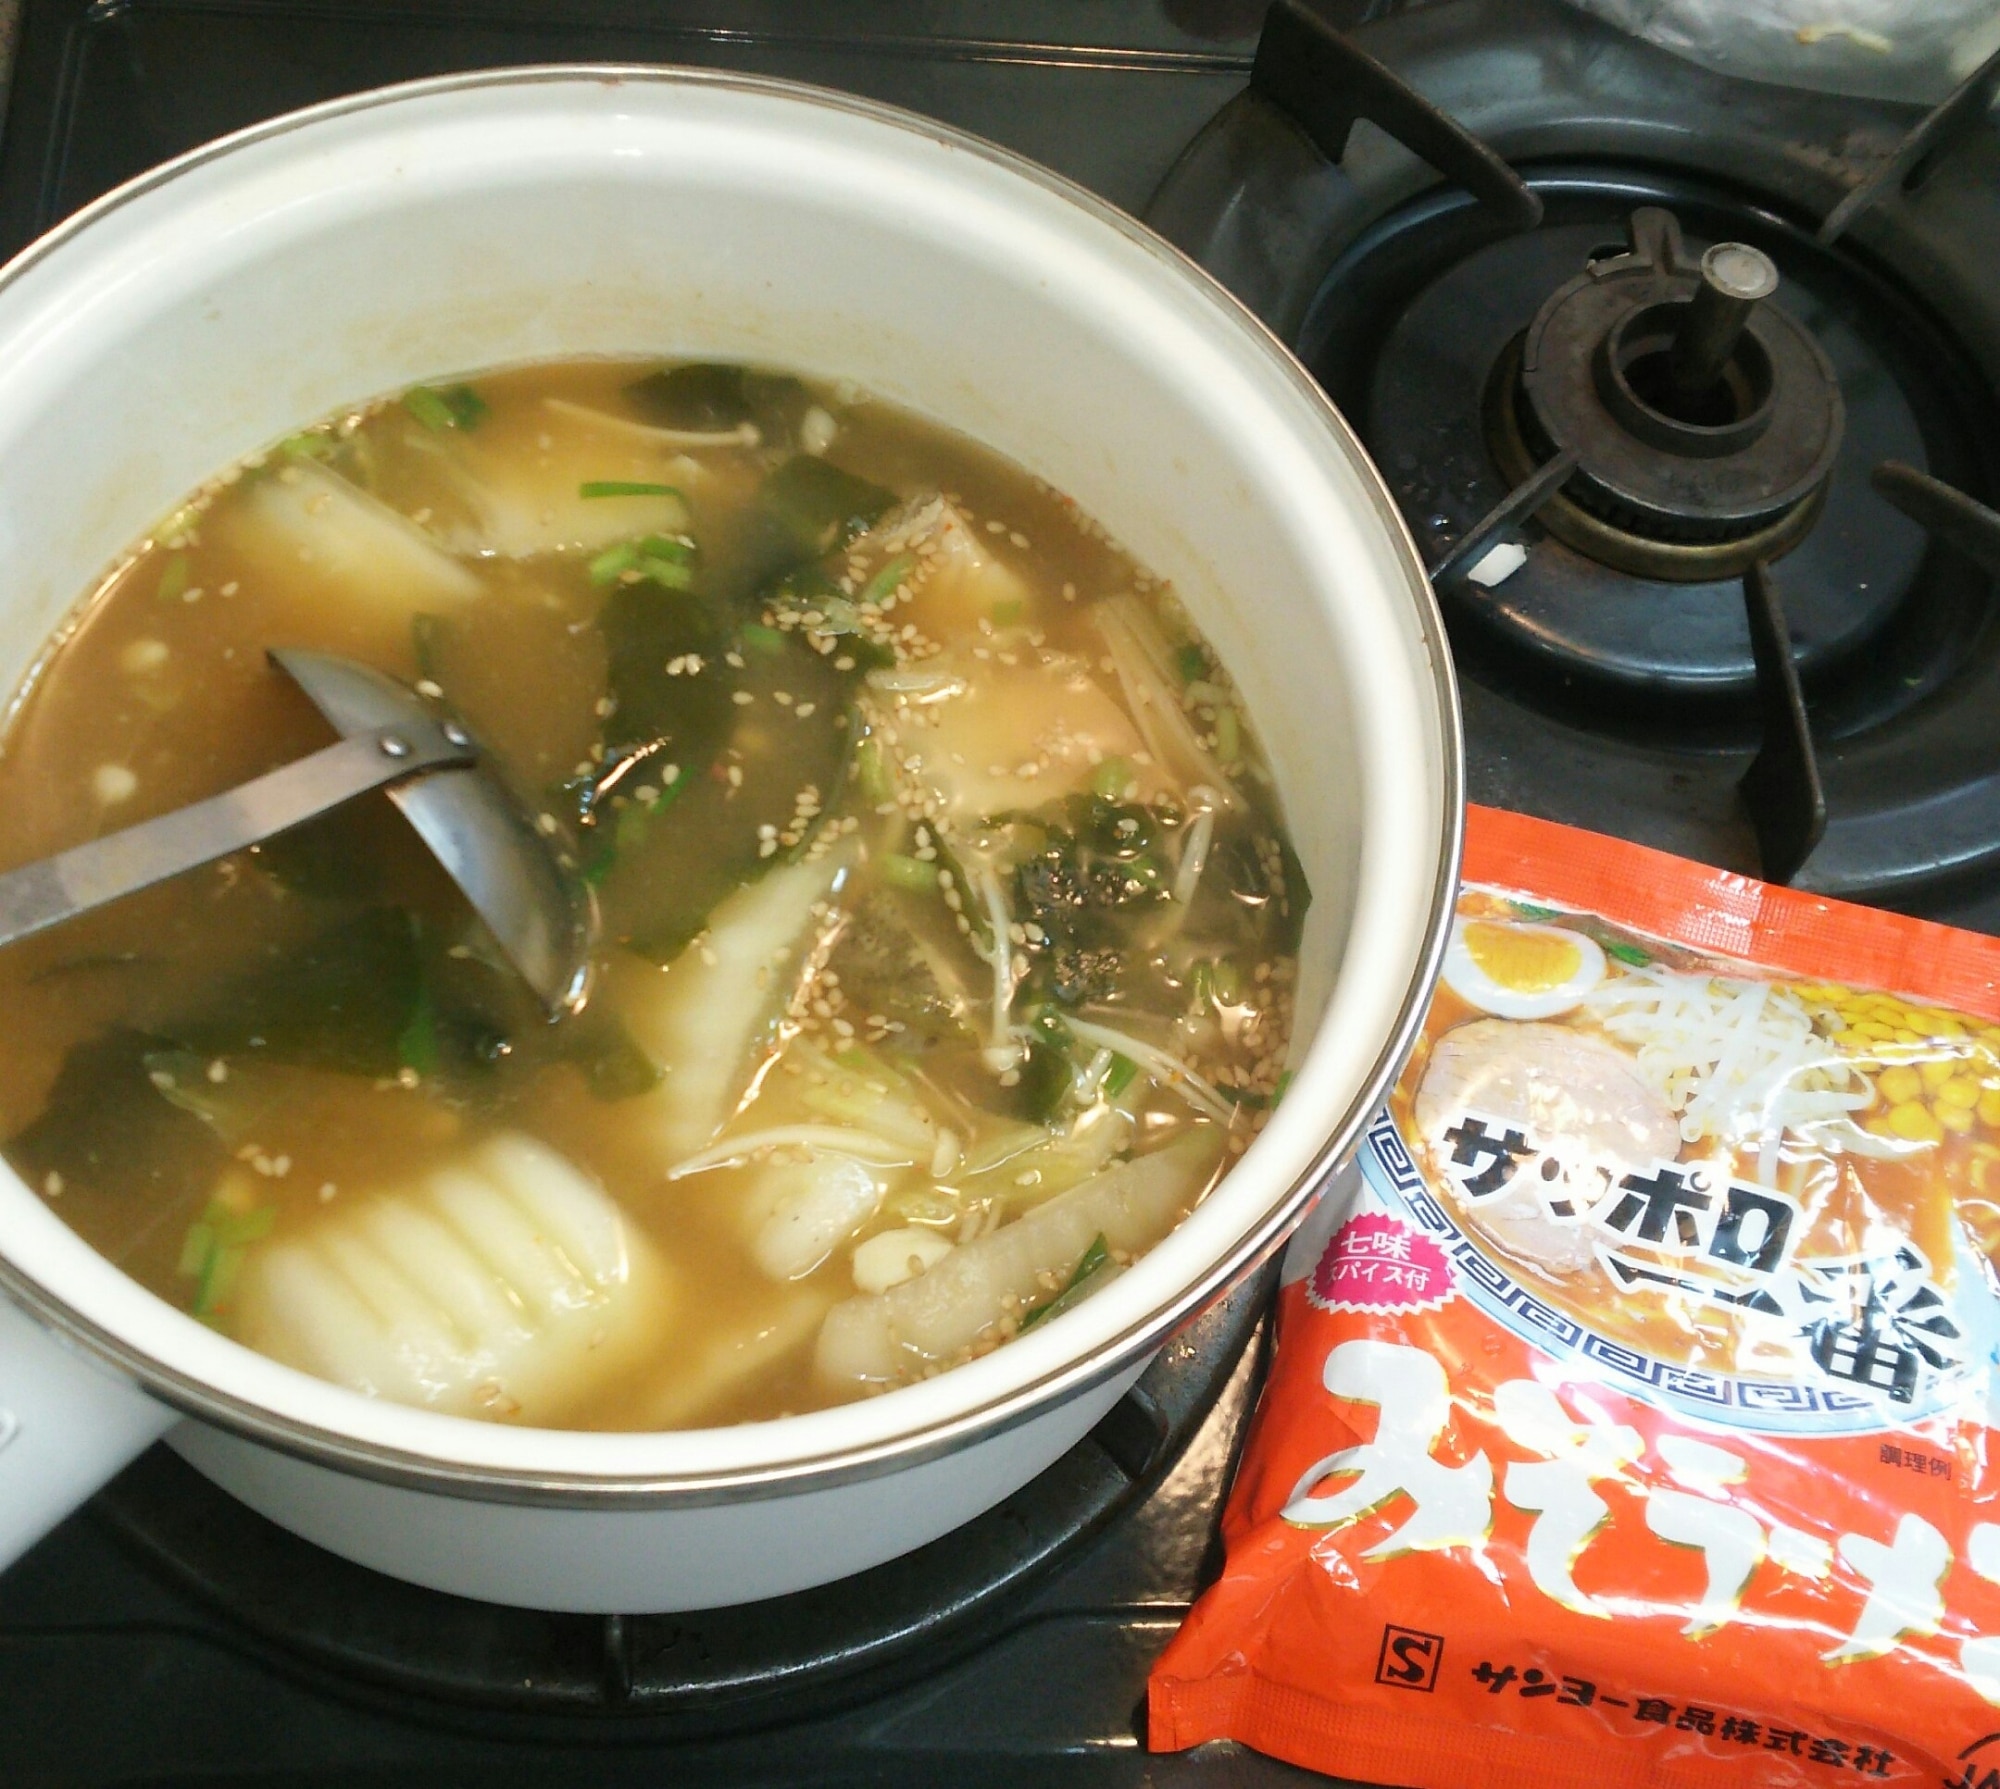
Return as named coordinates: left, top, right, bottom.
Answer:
left=1151, top=806, right=2000, bottom=1789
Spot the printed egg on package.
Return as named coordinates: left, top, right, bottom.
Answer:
left=1439, top=914, right=1608, bottom=1019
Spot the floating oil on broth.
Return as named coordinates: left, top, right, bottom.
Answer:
left=0, top=360, right=1306, bottom=1431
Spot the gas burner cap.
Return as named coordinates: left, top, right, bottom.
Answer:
left=1495, top=207, right=1845, bottom=581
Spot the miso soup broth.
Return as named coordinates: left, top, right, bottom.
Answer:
left=0, top=359, right=1305, bottom=1430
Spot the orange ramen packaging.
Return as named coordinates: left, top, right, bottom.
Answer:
left=1150, top=806, right=2000, bottom=1789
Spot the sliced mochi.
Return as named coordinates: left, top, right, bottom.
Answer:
left=232, top=1132, right=672, bottom=1424
left=214, top=461, right=483, bottom=630
left=622, top=849, right=851, bottom=1160
left=883, top=649, right=1164, bottom=825
left=815, top=1124, right=1224, bottom=1385
left=745, top=1151, right=899, bottom=1281
left=638, top=1284, right=833, bottom=1430
left=428, top=407, right=696, bottom=558
left=857, top=496, right=1034, bottom=639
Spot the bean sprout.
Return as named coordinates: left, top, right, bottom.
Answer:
left=1061, top=1016, right=1235, bottom=1124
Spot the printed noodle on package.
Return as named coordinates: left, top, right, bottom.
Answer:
left=1150, top=806, right=2000, bottom=1789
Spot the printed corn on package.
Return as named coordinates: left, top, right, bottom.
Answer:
left=1150, top=806, right=2000, bottom=1789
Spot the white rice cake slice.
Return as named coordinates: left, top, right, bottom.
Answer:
left=620, top=849, right=850, bottom=1159
left=815, top=1125, right=1223, bottom=1385
left=890, top=650, right=1166, bottom=824
left=234, top=1132, right=672, bottom=1424
left=432, top=405, right=697, bottom=558
left=212, top=461, right=483, bottom=639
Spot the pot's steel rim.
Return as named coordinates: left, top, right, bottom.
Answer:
left=0, top=62, right=1464, bottom=1508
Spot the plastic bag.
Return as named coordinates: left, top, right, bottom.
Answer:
left=1151, top=805, right=2000, bottom=1788
left=1564, top=0, right=2000, bottom=104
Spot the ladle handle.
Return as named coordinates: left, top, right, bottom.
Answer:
left=0, top=723, right=474, bottom=951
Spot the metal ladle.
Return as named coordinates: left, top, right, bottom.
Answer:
left=0, top=649, right=590, bottom=1014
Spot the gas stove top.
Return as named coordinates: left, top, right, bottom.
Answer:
left=0, top=3, right=1995, bottom=1785
left=1152, top=0, right=2000, bottom=917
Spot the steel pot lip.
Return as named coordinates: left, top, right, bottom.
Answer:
left=0, top=62, right=1464, bottom=1506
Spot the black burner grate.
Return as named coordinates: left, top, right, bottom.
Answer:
left=87, top=1274, right=1267, bottom=1737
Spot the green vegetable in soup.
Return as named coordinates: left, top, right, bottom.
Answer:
left=625, top=363, right=811, bottom=441
left=1018, top=1232, right=1112, bottom=1332
left=403, top=383, right=488, bottom=432
left=579, top=481, right=685, bottom=501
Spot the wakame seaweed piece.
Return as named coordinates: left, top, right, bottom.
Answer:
left=607, top=628, right=860, bottom=961
left=1013, top=798, right=1179, bottom=1009
left=720, top=456, right=897, bottom=598
left=8, top=1028, right=227, bottom=1206
left=625, top=364, right=812, bottom=442
left=177, top=907, right=425, bottom=1078
left=824, top=888, right=979, bottom=1053
left=599, top=582, right=735, bottom=758
left=558, top=1013, right=663, bottom=1101
left=1016, top=1033, right=1074, bottom=1126
left=1190, top=817, right=1310, bottom=960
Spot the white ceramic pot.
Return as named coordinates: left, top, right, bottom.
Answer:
left=0, top=68, right=1460, bottom=1612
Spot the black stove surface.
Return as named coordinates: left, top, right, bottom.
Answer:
left=1151, top=0, right=2000, bottom=925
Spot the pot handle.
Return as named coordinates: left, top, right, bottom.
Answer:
left=0, top=1293, right=177, bottom=1572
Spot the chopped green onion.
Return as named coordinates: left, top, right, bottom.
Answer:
left=1090, top=756, right=1134, bottom=801
left=855, top=737, right=896, bottom=806
left=1175, top=643, right=1208, bottom=683
left=590, top=534, right=696, bottom=591
left=156, top=554, right=190, bottom=604
left=990, top=598, right=1025, bottom=627
left=1020, top=1233, right=1113, bottom=1332
left=582, top=766, right=688, bottom=887
left=177, top=1221, right=214, bottom=1279
left=588, top=542, right=639, bottom=586
left=637, top=554, right=695, bottom=592
left=741, top=623, right=787, bottom=656
left=1103, top=1054, right=1139, bottom=1098
left=879, top=852, right=941, bottom=893
left=1605, top=941, right=1652, bottom=967
left=277, top=431, right=336, bottom=461
left=404, top=384, right=487, bottom=432
left=1213, top=706, right=1241, bottom=766
left=179, top=1199, right=277, bottom=1320
left=396, top=984, right=440, bottom=1077
left=579, top=480, right=683, bottom=500
left=1272, top=1069, right=1294, bottom=1108
left=858, top=553, right=914, bottom=609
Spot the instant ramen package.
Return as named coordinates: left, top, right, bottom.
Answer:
left=1150, top=806, right=2000, bottom=1789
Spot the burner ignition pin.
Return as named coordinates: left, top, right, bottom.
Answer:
left=1671, top=242, right=1779, bottom=405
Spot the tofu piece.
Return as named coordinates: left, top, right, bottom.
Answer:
left=233, top=1132, right=672, bottom=1424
